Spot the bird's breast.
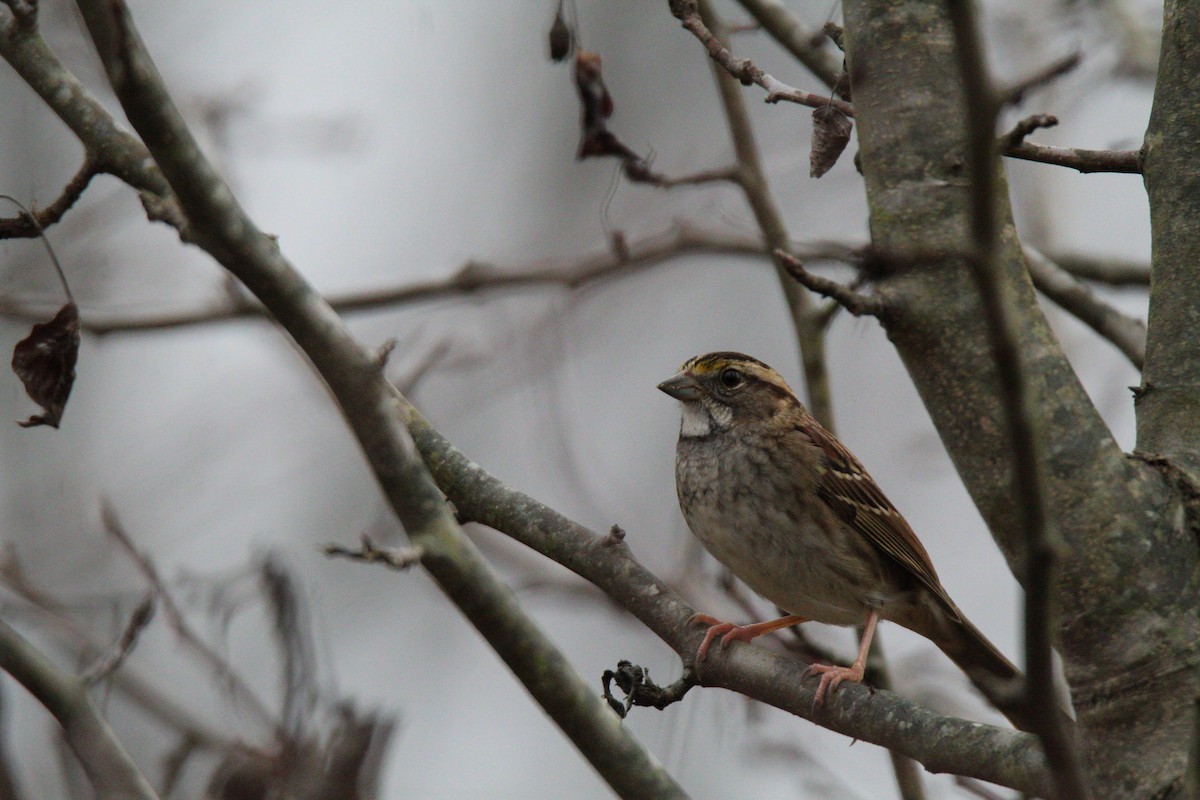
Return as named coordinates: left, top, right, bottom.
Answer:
left=675, top=435, right=898, bottom=626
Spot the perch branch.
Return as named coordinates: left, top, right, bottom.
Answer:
left=74, top=4, right=690, bottom=797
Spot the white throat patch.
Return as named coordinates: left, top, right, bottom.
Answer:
left=679, top=399, right=732, bottom=438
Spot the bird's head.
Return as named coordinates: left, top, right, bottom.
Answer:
left=657, top=352, right=800, bottom=437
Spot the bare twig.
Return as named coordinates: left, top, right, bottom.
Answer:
left=731, top=0, right=844, bottom=91
left=946, top=3, right=1089, bottom=798
left=0, top=548, right=245, bottom=754
left=669, top=0, right=855, bottom=116
left=1024, top=247, right=1146, bottom=369
left=776, top=250, right=883, bottom=317
left=323, top=535, right=424, bottom=571
left=999, top=51, right=1081, bottom=106
left=0, top=160, right=99, bottom=239
left=624, top=161, right=740, bottom=188
left=1005, top=141, right=1142, bottom=174
left=1047, top=252, right=1149, bottom=286
left=1000, top=115, right=1142, bottom=174
left=80, top=592, right=155, bottom=686
left=999, top=113, right=1059, bottom=149
left=100, top=503, right=283, bottom=739
left=0, top=224, right=766, bottom=333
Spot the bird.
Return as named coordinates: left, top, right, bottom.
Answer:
left=658, top=351, right=1019, bottom=709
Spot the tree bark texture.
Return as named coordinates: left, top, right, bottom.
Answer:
left=842, top=1, right=1199, bottom=796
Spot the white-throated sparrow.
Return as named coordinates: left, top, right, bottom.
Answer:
left=659, top=352, right=1018, bottom=708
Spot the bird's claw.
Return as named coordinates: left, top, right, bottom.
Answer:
left=804, top=661, right=866, bottom=706
left=688, top=614, right=753, bottom=662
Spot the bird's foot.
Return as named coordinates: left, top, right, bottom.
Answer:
left=805, top=660, right=865, bottom=706
left=687, top=613, right=808, bottom=663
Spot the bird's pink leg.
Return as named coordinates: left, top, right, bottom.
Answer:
left=688, top=613, right=809, bottom=662
left=806, top=610, right=879, bottom=705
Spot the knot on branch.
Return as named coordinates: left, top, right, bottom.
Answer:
left=601, top=660, right=696, bottom=718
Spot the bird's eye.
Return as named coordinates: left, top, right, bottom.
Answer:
left=719, top=368, right=743, bottom=389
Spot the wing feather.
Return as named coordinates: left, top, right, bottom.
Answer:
left=802, top=422, right=960, bottom=617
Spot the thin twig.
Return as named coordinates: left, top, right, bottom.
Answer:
left=776, top=250, right=883, bottom=316
left=80, top=592, right=155, bottom=686
left=0, top=160, right=99, bottom=239
left=1046, top=252, right=1149, bottom=286
left=624, top=162, right=741, bottom=188
left=1005, top=141, right=1142, bottom=174
left=669, top=0, right=855, bottom=116
left=731, top=0, right=844, bottom=91
left=323, top=535, right=424, bottom=571
left=1024, top=247, right=1146, bottom=369
left=100, top=503, right=284, bottom=740
left=946, top=3, right=1089, bottom=798
left=0, top=225, right=766, bottom=334
left=999, top=51, right=1081, bottom=106
left=0, top=194, right=74, bottom=302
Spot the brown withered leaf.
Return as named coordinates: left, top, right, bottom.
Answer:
left=12, top=302, right=80, bottom=428
left=548, top=3, right=572, bottom=62
left=810, top=105, right=853, bottom=178
left=572, top=49, right=641, bottom=160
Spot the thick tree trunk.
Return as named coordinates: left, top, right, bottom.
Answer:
left=841, top=1, right=1197, bottom=796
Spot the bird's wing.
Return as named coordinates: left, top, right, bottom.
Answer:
left=802, top=422, right=960, bottom=617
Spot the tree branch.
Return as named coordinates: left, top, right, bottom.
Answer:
left=0, top=1, right=1060, bottom=792
left=776, top=250, right=883, bottom=317
left=0, top=7, right=168, bottom=199
left=1024, top=247, right=1146, bottom=369
left=1045, top=253, right=1149, bottom=286
left=0, top=160, right=99, bottom=239
left=731, top=0, right=844, bottom=91
left=0, top=617, right=160, bottom=800
left=397, top=403, right=1053, bottom=795
left=1138, top=0, right=1200, bottom=469
left=0, top=225, right=767, bottom=334
left=72, top=3, right=689, bottom=797
left=1004, top=141, right=1142, bottom=174
left=999, top=115, right=1142, bottom=174
left=947, top=3, right=1087, bottom=797
left=669, top=0, right=855, bottom=116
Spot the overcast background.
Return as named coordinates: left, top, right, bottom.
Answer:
left=0, top=1, right=1157, bottom=797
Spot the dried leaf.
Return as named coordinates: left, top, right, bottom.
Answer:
left=548, top=4, right=572, bottom=62
left=810, top=105, right=853, bottom=178
left=12, top=302, right=80, bottom=428
left=574, top=50, right=612, bottom=126
left=572, top=49, right=644, bottom=160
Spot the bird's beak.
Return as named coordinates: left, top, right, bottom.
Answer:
left=657, top=371, right=703, bottom=401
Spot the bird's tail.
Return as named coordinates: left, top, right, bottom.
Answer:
left=914, top=600, right=1055, bottom=734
